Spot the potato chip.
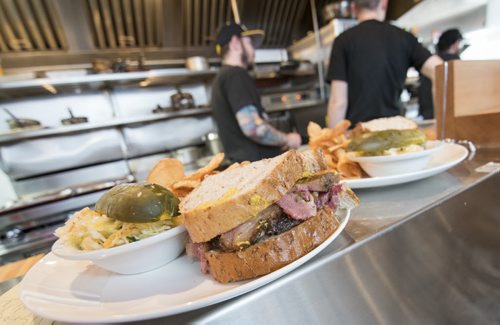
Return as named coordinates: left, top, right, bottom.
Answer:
left=185, top=152, right=225, bottom=181
left=171, top=188, right=192, bottom=198
left=307, top=120, right=361, bottom=179
left=334, top=149, right=363, bottom=179
left=147, top=158, right=185, bottom=190
left=307, top=122, right=322, bottom=138
left=172, top=179, right=201, bottom=189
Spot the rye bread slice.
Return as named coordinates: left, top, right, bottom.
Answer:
left=180, top=150, right=325, bottom=243
left=360, top=116, right=418, bottom=132
left=205, top=207, right=339, bottom=283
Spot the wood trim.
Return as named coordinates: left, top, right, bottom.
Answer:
left=435, top=60, right=500, bottom=145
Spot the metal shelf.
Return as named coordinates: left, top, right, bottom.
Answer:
left=0, top=107, right=212, bottom=144
left=0, top=69, right=217, bottom=89
left=264, top=99, right=325, bottom=113
left=0, top=69, right=218, bottom=99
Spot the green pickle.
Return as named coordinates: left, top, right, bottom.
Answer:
left=95, top=183, right=180, bottom=223
left=348, top=129, right=426, bottom=156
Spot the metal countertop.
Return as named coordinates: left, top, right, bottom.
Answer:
left=2, top=145, right=499, bottom=324
left=145, top=145, right=500, bottom=324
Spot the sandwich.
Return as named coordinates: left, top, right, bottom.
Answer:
left=348, top=116, right=427, bottom=156
left=180, top=149, right=359, bottom=283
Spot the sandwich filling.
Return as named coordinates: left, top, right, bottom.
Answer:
left=187, top=172, right=347, bottom=274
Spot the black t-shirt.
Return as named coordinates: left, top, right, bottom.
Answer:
left=211, top=65, right=282, bottom=162
left=326, top=20, right=432, bottom=125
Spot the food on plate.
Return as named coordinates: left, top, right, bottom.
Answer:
left=348, top=116, right=427, bottom=156
left=55, top=183, right=181, bottom=251
left=180, top=149, right=359, bottom=283
left=307, top=120, right=363, bottom=179
left=147, top=153, right=225, bottom=198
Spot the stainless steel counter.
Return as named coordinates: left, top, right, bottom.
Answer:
left=2, top=146, right=499, bottom=324
left=134, top=146, right=500, bottom=324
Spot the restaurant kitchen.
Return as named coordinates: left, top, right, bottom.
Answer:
left=0, top=0, right=500, bottom=324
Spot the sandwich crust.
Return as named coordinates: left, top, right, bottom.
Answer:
left=205, top=207, right=339, bottom=283
left=180, top=150, right=325, bottom=243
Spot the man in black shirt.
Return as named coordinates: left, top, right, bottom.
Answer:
left=326, top=0, right=443, bottom=127
left=419, top=28, right=463, bottom=119
left=211, top=23, right=301, bottom=162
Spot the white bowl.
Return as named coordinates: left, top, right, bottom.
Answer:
left=52, top=224, right=188, bottom=274
left=347, top=140, right=444, bottom=177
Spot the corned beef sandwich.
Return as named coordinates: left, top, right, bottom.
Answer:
left=180, top=149, right=359, bottom=283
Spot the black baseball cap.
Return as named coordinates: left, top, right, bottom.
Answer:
left=437, top=28, right=463, bottom=52
left=215, top=22, right=265, bottom=55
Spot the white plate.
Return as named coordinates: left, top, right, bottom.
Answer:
left=20, top=209, right=351, bottom=323
left=343, top=143, right=468, bottom=189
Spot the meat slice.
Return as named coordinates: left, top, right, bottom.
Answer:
left=218, top=204, right=283, bottom=251
left=277, top=190, right=317, bottom=220
left=186, top=240, right=210, bottom=274
left=294, top=172, right=339, bottom=192
left=277, top=172, right=340, bottom=220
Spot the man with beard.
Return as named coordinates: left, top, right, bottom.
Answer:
left=210, top=23, right=302, bottom=162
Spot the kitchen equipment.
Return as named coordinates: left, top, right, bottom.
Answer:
left=322, top=1, right=353, bottom=22
left=186, top=56, right=209, bottom=71
left=170, top=88, right=195, bottom=110
left=3, top=108, right=41, bottom=131
left=92, top=59, right=113, bottom=73
left=202, top=132, right=224, bottom=156
left=61, top=108, right=88, bottom=125
left=279, top=60, right=300, bottom=72
left=152, top=104, right=175, bottom=114
left=172, top=146, right=203, bottom=165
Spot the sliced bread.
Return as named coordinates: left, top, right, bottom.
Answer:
left=205, top=207, right=339, bottom=283
left=180, top=149, right=326, bottom=243
left=359, top=116, right=418, bottom=132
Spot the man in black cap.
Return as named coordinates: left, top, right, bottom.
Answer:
left=210, top=23, right=301, bottom=162
left=418, top=28, right=464, bottom=119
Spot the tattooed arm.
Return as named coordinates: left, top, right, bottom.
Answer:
left=235, top=105, right=287, bottom=146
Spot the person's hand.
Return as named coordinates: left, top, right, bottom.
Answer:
left=285, top=132, right=302, bottom=149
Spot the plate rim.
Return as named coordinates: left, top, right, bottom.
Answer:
left=343, top=143, right=468, bottom=189
left=20, top=209, right=351, bottom=323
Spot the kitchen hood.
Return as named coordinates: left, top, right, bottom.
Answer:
left=0, top=0, right=326, bottom=69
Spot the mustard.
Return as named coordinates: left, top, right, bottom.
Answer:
left=196, top=187, right=238, bottom=210
left=250, top=194, right=269, bottom=215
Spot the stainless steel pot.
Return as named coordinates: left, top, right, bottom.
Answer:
left=172, top=146, right=203, bottom=165
left=186, top=56, right=209, bottom=71
left=170, top=89, right=195, bottom=110
left=61, top=108, right=88, bottom=125
left=3, top=108, right=41, bottom=130
left=202, top=132, right=224, bottom=155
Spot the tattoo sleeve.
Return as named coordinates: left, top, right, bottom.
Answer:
left=236, top=105, right=287, bottom=146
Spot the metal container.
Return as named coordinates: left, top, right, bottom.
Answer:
left=202, top=132, right=224, bottom=155
left=322, top=1, right=353, bottom=21
left=186, top=56, right=209, bottom=71
left=3, top=108, right=41, bottom=131
left=170, top=89, right=195, bottom=110
left=61, top=108, right=88, bottom=125
left=172, top=146, right=203, bottom=165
